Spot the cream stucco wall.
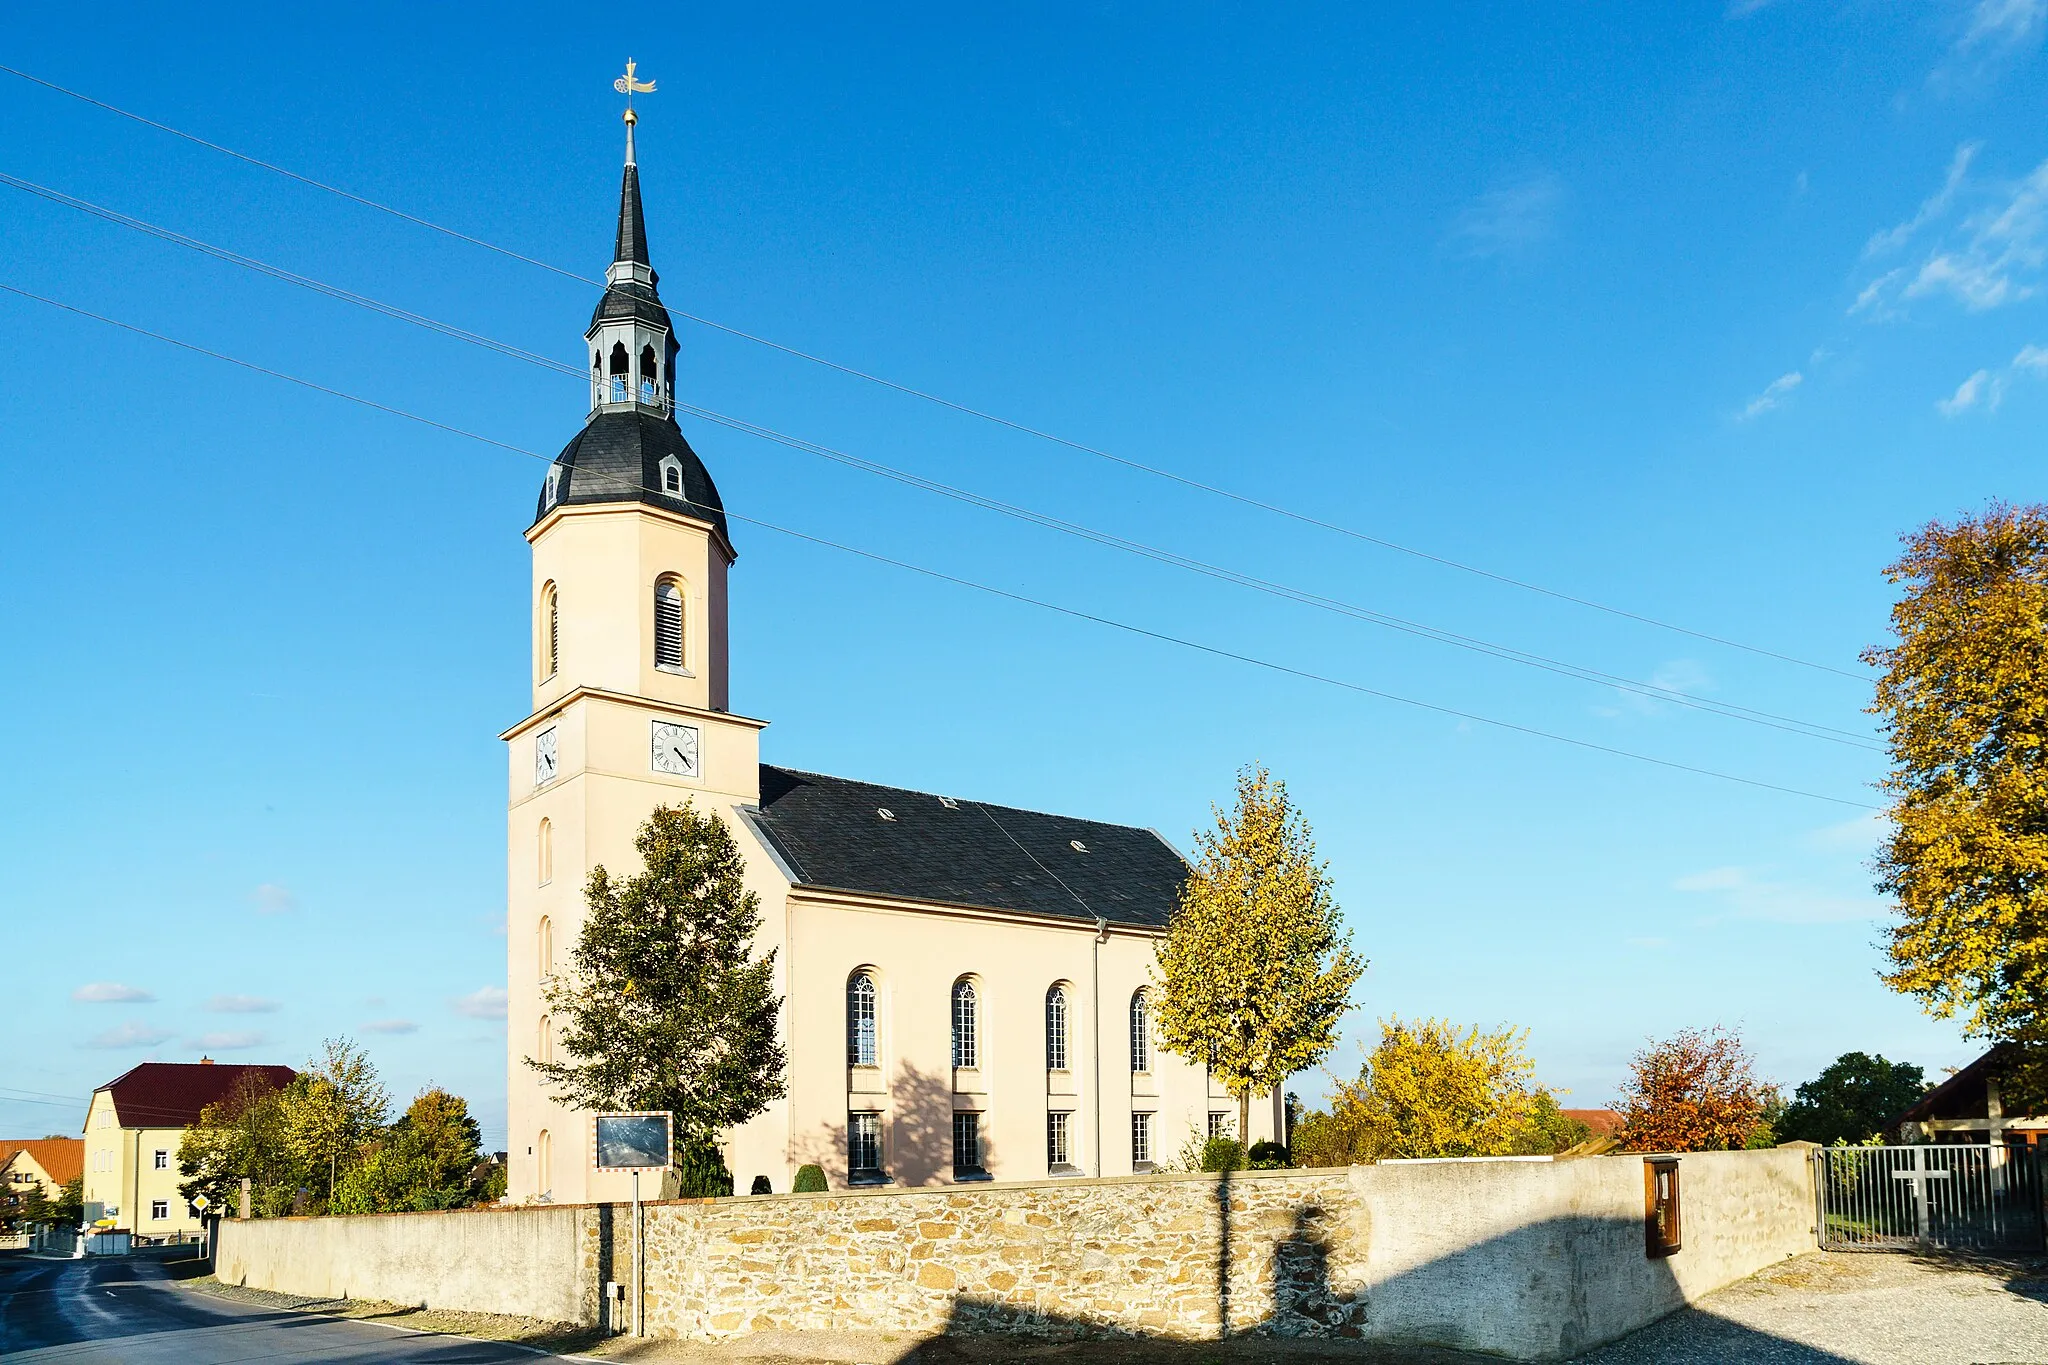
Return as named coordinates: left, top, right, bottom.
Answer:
left=505, top=495, right=1279, bottom=1206
left=80, top=1091, right=202, bottom=1236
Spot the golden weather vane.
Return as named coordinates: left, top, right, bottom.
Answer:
left=614, top=59, right=656, bottom=125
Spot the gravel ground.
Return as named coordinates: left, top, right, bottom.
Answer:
left=1574, top=1252, right=2048, bottom=1364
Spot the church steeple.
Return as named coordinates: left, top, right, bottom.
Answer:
left=614, top=120, right=651, bottom=267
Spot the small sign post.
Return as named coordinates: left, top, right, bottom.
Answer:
left=595, top=1112, right=672, bottom=1338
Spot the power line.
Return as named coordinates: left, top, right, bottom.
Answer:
left=0, top=172, right=1877, bottom=751
left=0, top=280, right=1880, bottom=811
left=0, top=62, right=1870, bottom=682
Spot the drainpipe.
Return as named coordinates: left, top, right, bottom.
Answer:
left=1092, top=915, right=1108, bottom=1177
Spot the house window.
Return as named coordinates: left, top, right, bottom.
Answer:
left=1132, top=1112, right=1153, bottom=1168
left=152, top=1150, right=168, bottom=1171
left=847, top=971, right=878, bottom=1067
left=538, top=915, right=554, bottom=976
left=1047, top=1111, right=1073, bottom=1170
left=150, top=1199, right=169, bottom=1221
left=1045, top=985, right=1069, bottom=1072
left=538, top=820, right=553, bottom=886
left=654, top=577, right=685, bottom=671
left=539, top=582, right=559, bottom=680
left=951, top=979, right=978, bottom=1069
left=1129, top=990, right=1150, bottom=1073
left=952, top=1112, right=983, bottom=1177
left=849, top=1112, right=883, bottom=1178
left=1209, top=1112, right=1234, bottom=1139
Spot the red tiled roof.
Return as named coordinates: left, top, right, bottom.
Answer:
left=2, top=1138, right=82, bottom=1186
left=96, top=1062, right=297, bottom=1129
left=1564, top=1108, right=1624, bottom=1137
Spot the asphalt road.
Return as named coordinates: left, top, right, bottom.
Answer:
left=0, top=1251, right=555, bottom=1363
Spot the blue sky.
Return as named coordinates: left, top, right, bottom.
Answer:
left=3, top=3, right=2045, bottom=1148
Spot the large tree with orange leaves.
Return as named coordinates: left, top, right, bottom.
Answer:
left=1617, top=1026, right=1769, bottom=1152
left=1866, top=504, right=2048, bottom=1054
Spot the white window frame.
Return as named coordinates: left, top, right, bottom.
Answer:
left=1045, top=986, right=1069, bottom=1072
left=152, top=1149, right=169, bottom=1171
left=849, top=1112, right=884, bottom=1179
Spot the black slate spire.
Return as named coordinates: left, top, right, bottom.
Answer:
left=614, top=160, right=650, bottom=266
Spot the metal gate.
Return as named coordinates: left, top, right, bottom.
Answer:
left=1814, top=1144, right=2046, bottom=1252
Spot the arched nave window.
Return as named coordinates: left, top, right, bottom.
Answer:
left=847, top=970, right=878, bottom=1067
left=951, top=978, right=978, bottom=1069
left=1045, top=984, right=1069, bottom=1072
left=1129, top=989, right=1150, bottom=1073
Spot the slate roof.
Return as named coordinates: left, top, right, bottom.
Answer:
left=538, top=411, right=731, bottom=545
left=744, top=766, right=1190, bottom=929
left=1898, top=1044, right=2015, bottom=1124
left=1, top=1138, right=82, bottom=1186
left=615, top=161, right=650, bottom=266
left=95, top=1062, right=297, bottom=1130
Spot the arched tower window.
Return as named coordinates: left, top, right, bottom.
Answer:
left=1129, top=989, right=1150, bottom=1073
left=654, top=576, right=685, bottom=671
left=537, top=914, right=553, bottom=976
left=1045, top=984, right=1069, bottom=1072
left=847, top=970, right=878, bottom=1067
left=951, top=978, right=978, bottom=1069
left=537, top=820, right=553, bottom=886
left=609, top=342, right=629, bottom=403
left=538, top=582, right=559, bottom=681
left=538, top=1014, right=554, bottom=1065
left=536, top=1129, right=552, bottom=1196
left=640, top=345, right=659, bottom=405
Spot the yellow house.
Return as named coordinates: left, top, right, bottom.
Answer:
left=83, top=1061, right=295, bottom=1237
left=506, top=109, right=1287, bottom=1204
left=1, top=1138, right=82, bottom=1204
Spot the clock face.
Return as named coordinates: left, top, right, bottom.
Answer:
left=534, top=726, right=559, bottom=786
left=651, top=720, right=700, bottom=778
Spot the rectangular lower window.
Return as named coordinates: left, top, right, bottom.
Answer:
left=1047, top=1111, right=1072, bottom=1169
left=150, top=1200, right=169, bottom=1220
left=1132, top=1111, right=1153, bottom=1167
left=849, top=1112, right=883, bottom=1178
left=952, top=1111, right=983, bottom=1176
left=1208, top=1111, right=1234, bottom=1140
left=153, top=1150, right=169, bottom=1171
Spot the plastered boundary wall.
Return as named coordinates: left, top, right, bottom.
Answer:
left=216, top=1148, right=1815, bottom=1361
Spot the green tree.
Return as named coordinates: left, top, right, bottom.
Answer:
left=531, top=803, right=787, bottom=1153
left=333, top=1088, right=486, bottom=1214
left=282, top=1038, right=390, bottom=1206
left=179, top=1069, right=300, bottom=1217
left=1866, top=504, right=2048, bottom=1047
left=1778, top=1052, right=1928, bottom=1145
left=1509, top=1091, right=1594, bottom=1156
left=1153, top=765, right=1365, bottom=1140
left=52, top=1175, right=83, bottom=1226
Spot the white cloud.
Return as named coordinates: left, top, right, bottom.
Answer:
left=1740, top=370, right=1804, bottom=420
left=1939, top=368, right=2000, bottom=414
left=451, top=987, right=507, bottom=1021
left=1906, top=159, right=2048, bottom=311
left=1930, top=0, right=2047, bottom=88
left=251, top=883, right=297, bottom=914
left=1726, top=0, right=1779, bottom=15
left=203, top=994, right=279, bottom=1014
left=1615, top=659, right=1714, bottom=716
left=1807, top=811, right=1890, bottom=853
left=1866, top=144, right=1979, bottom=257
left=1674, top=865, right=1881, bottom=924
left=86, top=1021, right=173, bottom=1049
left=1448, top=171, right=1566, bottom=259
left=1937, top=342, right=2048, bottom=414
left=362, top=1019, right=419, bottom=1035
left=73, top=982, right=155, bottom=1004
left=190, top=1030, right=266, bottom=1052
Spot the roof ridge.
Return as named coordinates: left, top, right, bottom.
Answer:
left=759, top=763, right=1160, bottom=835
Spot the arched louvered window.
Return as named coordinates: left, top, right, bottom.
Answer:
left=951, top=978, right=978, bottom=1069
left=654, top=577, right=685, bottom=671
left=663, top=465, right=681, bottom=493
left=539, top=582, right=559, bottom=681
left=1045, top=985, right=1069, bottom=1071
left=1129, top=989, right=1150, bottom=1073
left=847, top=971, right=878, bottom=1067
left=537, top=914, right=553, bottom=976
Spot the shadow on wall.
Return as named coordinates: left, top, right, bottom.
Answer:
left=788, top=1061, right=997, bottom=1190
left=872, top=1171, right=1863, bottom=1364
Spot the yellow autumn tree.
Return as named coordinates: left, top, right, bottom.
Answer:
left=1154, top=764, right=1365, bottom=1141
left=1867, top=504, right=2048, bottom=1052
left=1333, top=1018, right=1551, bottom=1160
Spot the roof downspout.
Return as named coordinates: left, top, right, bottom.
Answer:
left=1093, top=915, right=1108, bottom=1177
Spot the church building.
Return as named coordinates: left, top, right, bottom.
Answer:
left=504, top=106, right=1283, bottom=1203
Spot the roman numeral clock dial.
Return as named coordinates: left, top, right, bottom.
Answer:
left=651, top=720, right=700, bottom=778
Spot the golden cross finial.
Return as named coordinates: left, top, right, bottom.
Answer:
left=614, top=59, right=656, bottom=125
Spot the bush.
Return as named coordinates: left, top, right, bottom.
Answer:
left=1247, top=1140, right=1291, bottom=1169
left=749, top=1175, right=772, bottom=1195
left=675, top=1142, right=733, bottom=1198
left=1200, top=1137, right=1246, bottom=1172
left=793, top=1163, right=828, bottom=1193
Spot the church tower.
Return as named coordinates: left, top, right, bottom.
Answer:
left=503, top=97, right=773, bottom=1203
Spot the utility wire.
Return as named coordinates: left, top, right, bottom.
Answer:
left=0, top=280, right=1880, bottom=811
left=0, top=63, right=1869, bottom=681
left=0, top=172, right=1877, bottom=751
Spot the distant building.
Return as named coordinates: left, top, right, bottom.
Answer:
left=83, top=1060, right=295, bottom=1236
left=1563, top=1108, right=1624, bottom=1140
left=1897, top=1045, right=2048, bottom=1145
left=2, top=1138, right=82, bottom=1203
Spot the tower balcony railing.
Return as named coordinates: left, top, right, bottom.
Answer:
left=590, top=376, right=674, bottom=416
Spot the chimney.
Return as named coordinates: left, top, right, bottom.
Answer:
left=200, top=1056, right=214, bottom=1065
